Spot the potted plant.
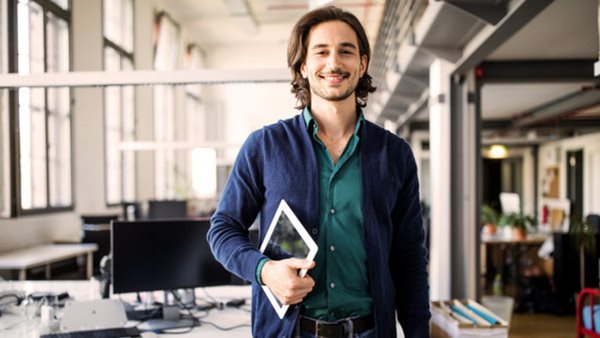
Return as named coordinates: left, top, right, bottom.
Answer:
left=481, top=204, right=499, bottom=236
left=501, top=212, right=536, bottom=241
left=570, top=215, right=596, bottom=291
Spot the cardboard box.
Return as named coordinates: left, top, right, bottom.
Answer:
left=431, top=299, right=508, bottom=338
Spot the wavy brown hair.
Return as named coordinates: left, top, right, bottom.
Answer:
left=287, top=6, right=377, bottom=110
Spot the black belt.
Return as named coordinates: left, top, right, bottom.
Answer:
left=299, top=315, right=374, bottom=338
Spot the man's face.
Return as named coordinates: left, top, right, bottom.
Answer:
left=301, top=20, right=367, bottom=104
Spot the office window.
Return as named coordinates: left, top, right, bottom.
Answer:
left=103, top=0, right=135, bottom=205
left=184, top=45, right=216, bottom=198
left=0, top=0, right=9, bottom=217
left=153, top=12, right=180, bottom=199
left=15, top=0, right=72, bottom=212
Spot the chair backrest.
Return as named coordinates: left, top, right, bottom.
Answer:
left=147, top=200, right=188, bottom=219
left=587, top=214, right=600, bottom=233
left=81, top=214, right=120, bottom=225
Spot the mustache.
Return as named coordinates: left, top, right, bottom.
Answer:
left=319, top=69, right=350, bottom=76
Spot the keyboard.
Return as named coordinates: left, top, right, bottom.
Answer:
left=40, top=326, right=141, bottom=338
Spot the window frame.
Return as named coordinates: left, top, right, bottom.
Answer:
left=152, top=11, right=181, bottom=200
left=0, top=0, right=10, bottom=218
left=102, top=0, right=135, bottom=207
left=8, top=0, right=74, bottom=216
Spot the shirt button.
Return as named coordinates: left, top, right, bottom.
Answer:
left=330, top=282, right=336, bottom=289
left=330, top=245, right=335, bottom=251
left=311, top=228, right=318, bottom=235
left=330, top=208, right=336, bottom=214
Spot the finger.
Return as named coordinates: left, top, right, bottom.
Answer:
left=290, top=286, right=313, bottom=296
left=285, top=294, right=309, bottom=305
left=294, top=277, right=315, bottom=289
left=285, top=258, right=315, bottom=270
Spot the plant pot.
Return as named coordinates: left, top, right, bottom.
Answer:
left=513, top=228, right=526, bottom=241
left=483, top=223, right=497, bottom=236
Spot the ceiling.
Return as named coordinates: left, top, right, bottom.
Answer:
left=480, top=0, right=600, bottom=138
left=165, top=0, right=385, bottom=47
left=162, top=0, right=600, bottom=140
left=398, top=0, right=600, bottom=141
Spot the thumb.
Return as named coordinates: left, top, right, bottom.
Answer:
left=284, top=258, right=315, bottom=269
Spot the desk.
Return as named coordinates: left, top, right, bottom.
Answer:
left=0, top=281, right=406, bottom=338
left=0, top=280, right=252, bottom=338
left=481, top=234, right=549, bottom=300
left=0, top=244, right=98, bottom=280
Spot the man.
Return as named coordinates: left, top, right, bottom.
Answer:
left=208, top=6, right=430, bottom=338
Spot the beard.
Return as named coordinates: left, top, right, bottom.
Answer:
left=308, top=70, right=360, bottom=102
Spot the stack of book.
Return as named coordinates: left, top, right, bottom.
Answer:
left=430, top=299, right=509, bottom=338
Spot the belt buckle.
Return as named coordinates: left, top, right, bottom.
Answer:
left=315, top=321, right=324, bottom=337
left=314, top=320, right=346, bottom=338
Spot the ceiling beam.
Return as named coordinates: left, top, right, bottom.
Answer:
left=0, top=69, right=291, bottom=88
left=477, top=59, right=597, bottom=84
left=442, top=0, right=508, bottom=25
left=453, top=0, right=554, bottom=76
left=512, top=88, right=600, bottom=128
left=409, top=119, right=513, bottom=131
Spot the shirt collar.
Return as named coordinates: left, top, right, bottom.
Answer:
left=302, top=106, right=365, bottom=136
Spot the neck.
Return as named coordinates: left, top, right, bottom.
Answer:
left=310, top=95, right=357, bottom=138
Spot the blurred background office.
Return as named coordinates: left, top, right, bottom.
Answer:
left=1, top=0, right=600, bottom=337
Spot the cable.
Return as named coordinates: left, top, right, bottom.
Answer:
left=170, top=289, right=251, bottom=332
left=0, top=293, right=24, bottom=309
left=199, top=288, right=218, bottom=304
left=161, top=290, right=198, bottom=334
left=200, top=320, right=251, bottom=331
left=195, top=290, right=252, bottom=331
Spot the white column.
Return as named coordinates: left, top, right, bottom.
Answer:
left=428, top=59, right=453, bottom=301
left=134, top=0, right=156, bottom=201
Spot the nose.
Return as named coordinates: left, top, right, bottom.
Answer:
left=326, top=52, right=341, bottom=69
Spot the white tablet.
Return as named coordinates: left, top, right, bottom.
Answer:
left=259, top=199, right=318, bottom=319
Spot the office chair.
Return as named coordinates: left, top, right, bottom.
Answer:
left=587, top=214, right=600, bottom=233
left=80, top=214, right=119, bottom=276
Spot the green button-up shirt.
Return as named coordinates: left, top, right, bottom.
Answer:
left=301, top=107, right=372, bottom=321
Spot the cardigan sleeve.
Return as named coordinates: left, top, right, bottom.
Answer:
left=389, top=141, right=431, bottom=338
left=207, top=130, right=269, bottom=283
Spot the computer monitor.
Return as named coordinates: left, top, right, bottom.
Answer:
left=111, top=218, right=231, bottom=294
left=147, top=200, right=188, bottom=219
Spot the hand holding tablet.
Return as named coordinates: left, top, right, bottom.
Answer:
left=259, top=199, right=319, bottom=319
left=261, top=258, right=315, bottom=305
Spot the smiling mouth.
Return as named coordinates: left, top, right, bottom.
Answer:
left=319, top=73, right=349, bottom=85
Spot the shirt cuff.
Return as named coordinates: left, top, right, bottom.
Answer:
left=255, top=257, right=270, bottom=285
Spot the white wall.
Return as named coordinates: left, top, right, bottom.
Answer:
left=204, top=43, right=297, bottom=162
left=538, top=131, right=600, bottom=218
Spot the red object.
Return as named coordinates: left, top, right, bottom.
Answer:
left=475, top=66, right=484, bottom=78
left=577, top=288, right=600, bottom=337
left=542, top=205, right=549, bottom=224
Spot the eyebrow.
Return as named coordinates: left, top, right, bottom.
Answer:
left=310, top=42, right=358, bottom=50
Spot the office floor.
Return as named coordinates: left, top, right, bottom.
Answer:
left=509, top=313, right=575, bottom=337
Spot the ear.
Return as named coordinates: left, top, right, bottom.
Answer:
left=300, top=63, right=307, bottom=79
left=360, top=55, right=367, bottom=77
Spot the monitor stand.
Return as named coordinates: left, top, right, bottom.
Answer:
left=137, top=318, right=196, bottom=332
left=137, top=292, right=197, bottom=332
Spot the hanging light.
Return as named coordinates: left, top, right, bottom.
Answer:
left=488, top=145, right=507, bottom=159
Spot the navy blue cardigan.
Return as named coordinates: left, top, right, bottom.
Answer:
left=208, top=114, right=430, bottom=337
